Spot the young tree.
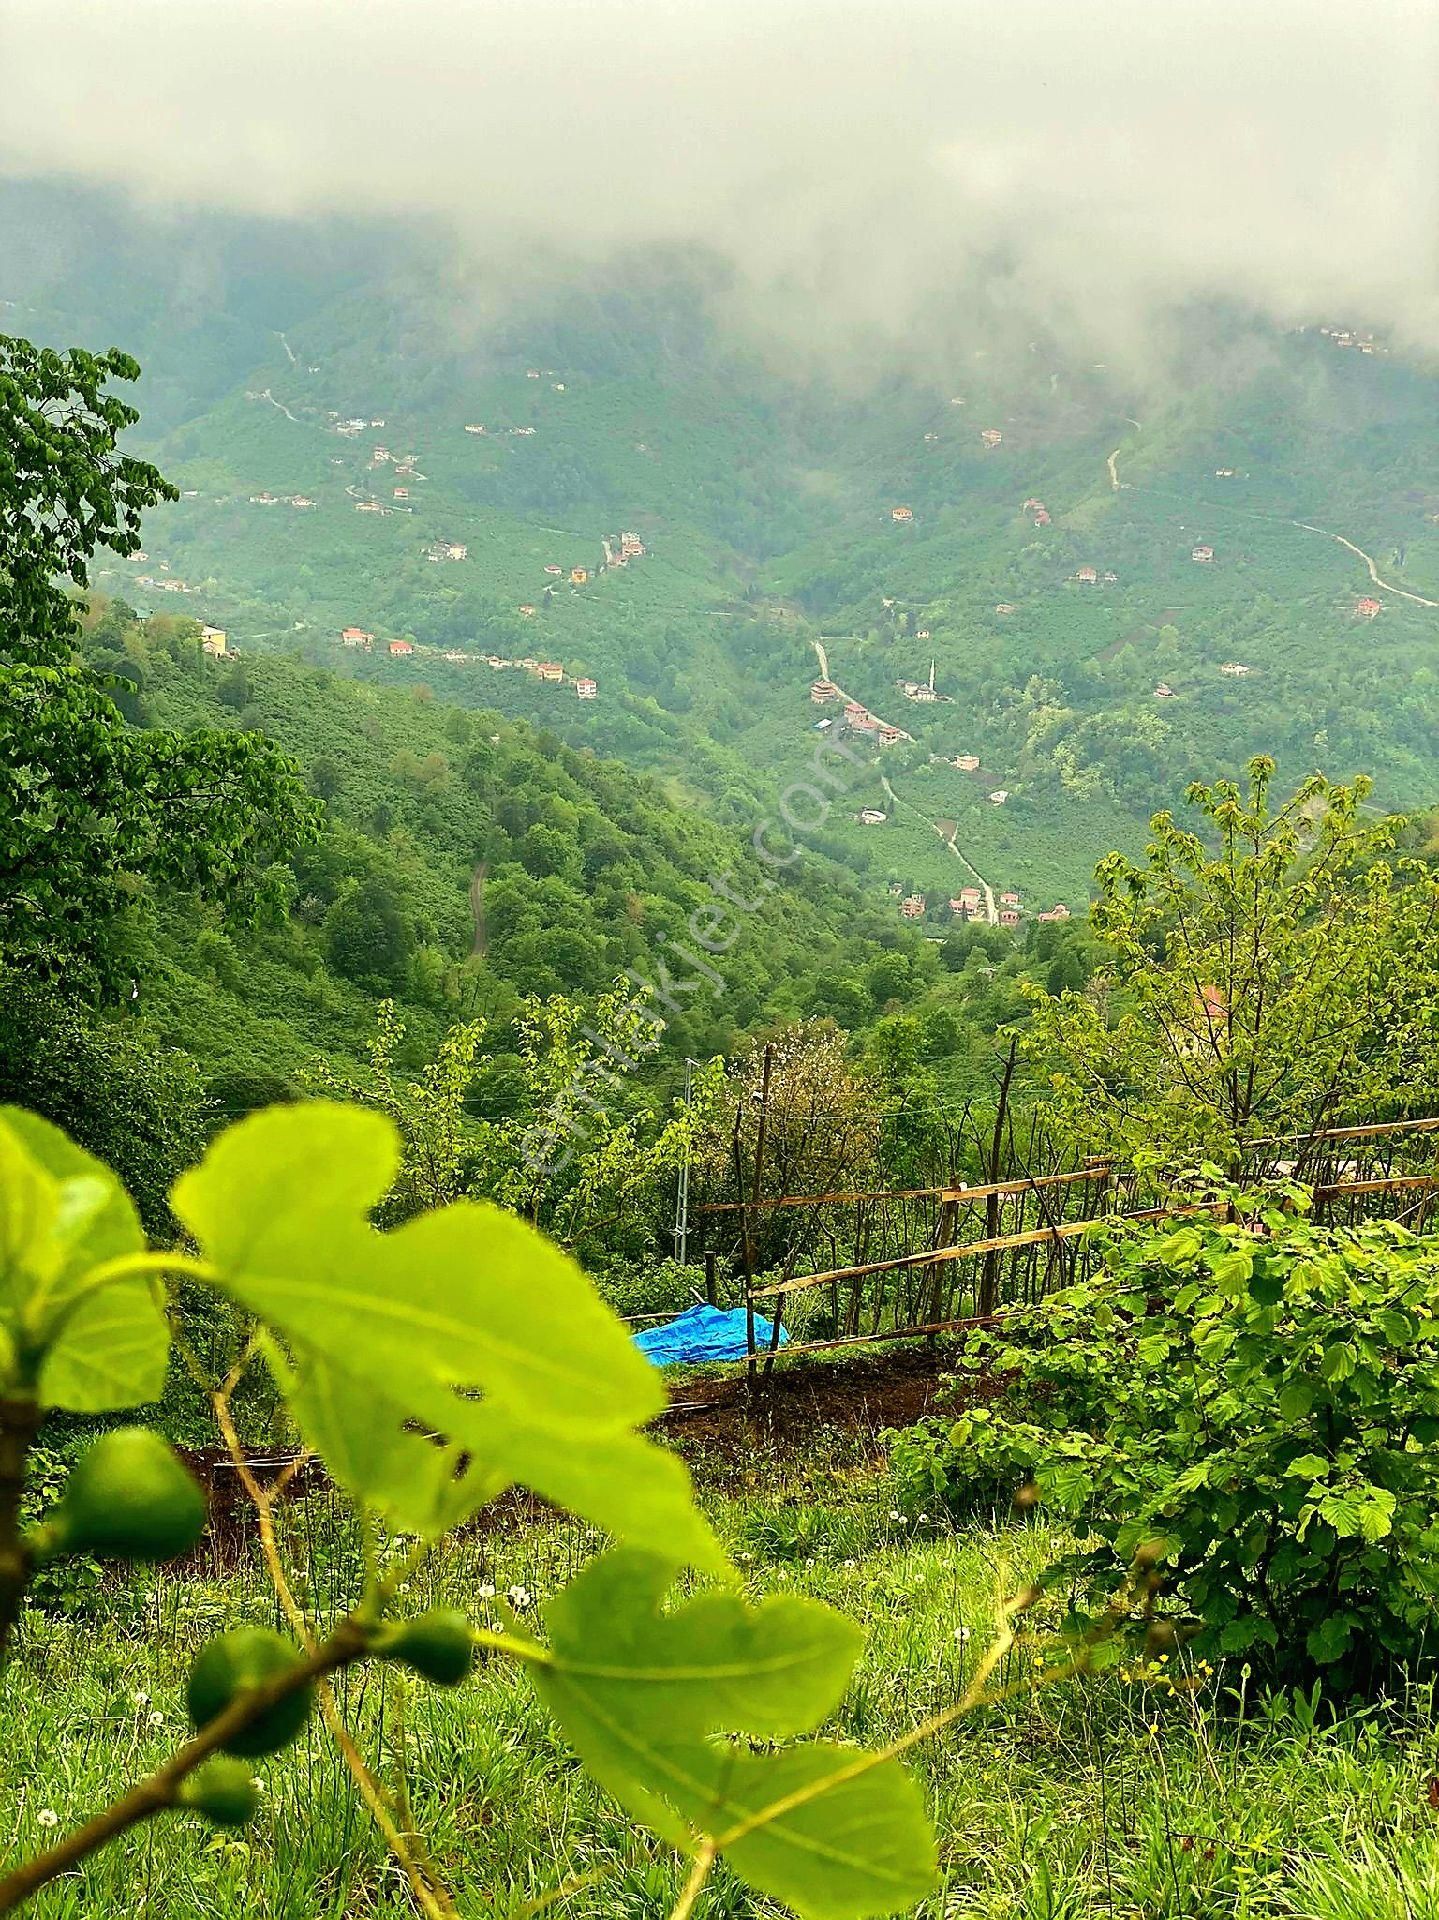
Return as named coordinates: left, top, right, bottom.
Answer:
left=0, top=335, right=318, bottom=988
left=0, top=336, right=173, bottom=670
left=1025, top=758, right=1439, bottom=1162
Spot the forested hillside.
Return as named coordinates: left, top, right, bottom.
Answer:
left=7, top=182, right=1437, bottom=913
left=74, top=599, right=1074, bottom=1122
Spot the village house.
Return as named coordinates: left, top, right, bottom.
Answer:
left=953, top=754, right=981, bottom=772
left=878, top=725, right=903, bottom=745
left=544, top=564, right=563, bottom=576
left=388, top=639, right=414, bottom=657
left=810, top=679, right=841, bottom=703
left=888, top=881, right=905, bottom=896
left=576, top=678, right=598, bottom=700
left=890, top=505, right=914, bottom=523
left=1033, top=508, right=1051, bottom=526
left=981, top=428, right=1003, bottom=448
left=917, top=628, right=931, bottom=640
left=1219, top=662, right=1253, bottom=677
left=988, top=789, right=1010, bottom=805
left=900, top=896, right=925, bottom=920
left=995, top=603, right=1017, bottom=616
left=1036, top=904, right=1073, bottom=924
left=999, top=908, right=1021, bottom=929
left=948, top=896, right=968, bottom=915
left=341, top=627, right=374, bottom=648
left=393, top=488, right=410, bottom=500
left=1074, top=565, right=1098, bottom=584
left=1355, top=596, right=1383, bottom=619
left=1000, top=890, right=1020, bottom=908
left=857, top=808, right=887, bottom=826
left=619, top=531, right=645, bottom=559
left=1154, top=683, right=1176, bottom=699
left=536, top=662, right=564, bottom=683
left=517, top=604, right=538, bottom=618
left=373, top=448, right=391, bottom=463
left=200, top=625, right=227, bottom=656
left=570, top=567, right=589, bottom=585
left=1192, top=544, right=1215, bottom=563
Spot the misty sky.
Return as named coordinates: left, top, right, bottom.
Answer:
left=2, top=0, right=1435, bottom=358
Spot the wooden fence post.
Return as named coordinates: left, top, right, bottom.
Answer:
left=703, top=1249, right=718, bottom=1308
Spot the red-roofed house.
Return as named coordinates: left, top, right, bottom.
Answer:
left=388, top=639, right=414, bottom=657
left=1355, top=596, right=1382, bottom=619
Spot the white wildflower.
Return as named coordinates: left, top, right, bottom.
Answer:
left=132, top=1691, right=150, bottom=1709
left=888, top=1509, right=902, bottom=1522
left=36, top=1810, right=58, bottom=1830
left=954, top=1626, right=972, bottom=1642
left=148, top=1711, right=164, bottom=1728
left=506, top=1584, right=531, bottom=1609
left=476, top=1583, right=497, bottom=1600
left=250, top=1777, right=266, bottom=1793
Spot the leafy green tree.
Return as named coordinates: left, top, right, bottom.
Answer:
left=895, top=1199, right=1439, bottom=1691
left=0, top=335, right=174, bottom=670
left=323, top=875, right=415, bottom=989
left=0, top=975, right=208, bottom=1233
left=0, top=335, right=318, bottom=988
left=1025, top=759, right=1439, bottom=1162
left=1, top=665, right=314, bottom=986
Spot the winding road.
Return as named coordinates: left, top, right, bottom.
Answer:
left=810, top=641, right=998, bottom=921
left=1105, top=425, right=1437, bottom=609
left=810, top=640, right=913, bottom=741
left=880, top=777, right=997, bottom=924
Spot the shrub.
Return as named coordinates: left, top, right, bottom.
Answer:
left=892, top=1196, right=1439, bottom=1690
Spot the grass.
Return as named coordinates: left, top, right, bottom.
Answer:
left=5, top=1444, right=1439, bottom=1917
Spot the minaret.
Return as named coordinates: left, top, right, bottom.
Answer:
left=928, top=658, right=936, bottom=694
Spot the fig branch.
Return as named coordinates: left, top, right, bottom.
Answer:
left=0, top=1615, right=370, bottom=1915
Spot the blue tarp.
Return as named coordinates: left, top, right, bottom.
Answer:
left=633, top=1303, right=788, bottom=1366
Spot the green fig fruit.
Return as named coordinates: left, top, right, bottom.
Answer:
left=186, top=1627, right=314, bottom=1757
left=44, top=1429, right=207, bottom=1563
left=375, top=1608, right=475, bottom=1687
left=178, top=1757, right=259, bottom=1828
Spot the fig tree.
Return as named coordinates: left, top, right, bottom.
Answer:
left=375, top=1608, right=475, bottom=1687
left=42, top=1429, right=206, bottom=1563
left=186, top=1627, right=314, bottom=1757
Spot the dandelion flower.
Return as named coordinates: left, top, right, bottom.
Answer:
left=506, top=1584, right=532, bottom=1609
left=476, top=1583, right=497, bottom=1600
left=36, top=1810, right=58, bottom=1830
left=888, top=1509, right=902, bottom=1522
left=148, top=1711, right=164, bottom=1728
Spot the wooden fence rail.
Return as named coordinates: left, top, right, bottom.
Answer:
left=690, top=1115, right=1439, bottom=1380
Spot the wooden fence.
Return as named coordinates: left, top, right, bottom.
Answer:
left=691, top=1114, right=1439, bottom=1378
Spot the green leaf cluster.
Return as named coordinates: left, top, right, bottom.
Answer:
left=895, top=1199, right=1439, bottom=1690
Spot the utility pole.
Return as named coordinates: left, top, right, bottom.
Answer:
left=673, top=1057, right=701, bottom=1268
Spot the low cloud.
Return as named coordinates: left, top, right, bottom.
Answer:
left=1, top=0, right=1435, bottom=365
